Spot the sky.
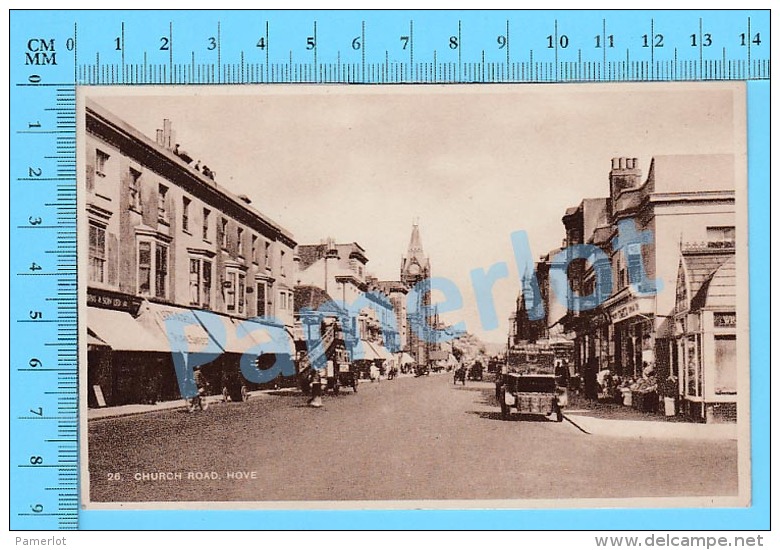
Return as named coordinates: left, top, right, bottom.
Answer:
left=87, top=83, right=741, bottom=343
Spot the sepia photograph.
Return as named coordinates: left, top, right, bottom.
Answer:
left=78, top=82, right=749, bottom=509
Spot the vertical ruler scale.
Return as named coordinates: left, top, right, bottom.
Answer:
left=10, top=21, right=79, bottom=529
left=8, top=9, right=769, bottom=531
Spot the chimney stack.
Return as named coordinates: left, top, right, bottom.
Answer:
left=609, top=156, right=642, bottom=200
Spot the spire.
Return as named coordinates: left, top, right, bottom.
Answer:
left=408, top=220, right=424, bottom=257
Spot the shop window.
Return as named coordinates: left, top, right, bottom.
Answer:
left=95, top=149, right=109, bottom=178
left=158, top=184, right=169, bottom=224
left=202, top=208, right=211, bottom=241
left=88, top=222, right=106, bottom=284
left=685, top=334, right=701, bottom=397
left=182, top=196, right=191, bottom=232
left=714, top=335, right=737, bottom=395
left=128, top=168, right=142, bottom=212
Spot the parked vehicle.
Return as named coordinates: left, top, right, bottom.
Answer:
left=499, top=372, right=566, bottom=422
left=468, top=362, right=484, bottom=381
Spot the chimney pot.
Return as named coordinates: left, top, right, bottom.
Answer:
left=633, top=158, right=639, bottom=169
left=619, top=158, right=626, bottom=169
left=611, top=158, right=619, bottom=170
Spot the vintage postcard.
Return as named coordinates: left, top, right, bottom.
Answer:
left=78, top=82, right=749, bottom=509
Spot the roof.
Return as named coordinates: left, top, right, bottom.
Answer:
left=297, top=244, right=327, bottom=270
left=293, top=285, right=340, bottom=314
left=680, top=248, right=736, bottom=312
left=690, top=257, right=736, bottom=311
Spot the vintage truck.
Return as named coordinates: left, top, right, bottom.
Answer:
left=498, top=372, right=567, bottom=422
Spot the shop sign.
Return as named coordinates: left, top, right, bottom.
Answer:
left=611, top=301, right=640, bottom=322
left=87, top=288, right=141, bottom=314
left=714, top=312, right=736, bottom=328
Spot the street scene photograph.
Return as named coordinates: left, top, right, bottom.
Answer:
left=79, top=82, right=749, bottom=508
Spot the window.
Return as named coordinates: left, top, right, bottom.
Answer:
left=129, top=168, right=142, bottom=211
left=189, top=258, right=213, bottom=308
left=137, top=240, right=168, bottom=299
left=256, top=282, right=266, bottom=317
left=88, top=223, right=106, bottom=283
left=626, top=243, right=642, bottom=286
left=279, top=291, right=287, bottom=311
left=238, top=273, right=246, bottom=314
left=138, top=242, right=152, bottom=295
left=202, top=261, right=212, bottom=308
left=95, top=149, right=109, bottom=177
left=280, top=250, right=286, bottom=276
left=189, top=259, right=201, bottom=305
left=264, top=241, right=271, bottom=268
left=155, top=243, right=168, bottom=298
left=158, top=184, right=169, bottom=223
left=182, top=197, right=191, bottom=232
left=202, top=208, right=211, bottom=241
left=224, top=270, right=240, bottom=312
left=707, top=226, right=736, bottom=246
left=237, top=227, right=245, bottom=258
left=221, top=218, right=228, bottom=249
left=251, top=235, right=258, bottom=263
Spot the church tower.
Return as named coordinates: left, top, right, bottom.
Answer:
left=401, top=221, right=432, bottom=365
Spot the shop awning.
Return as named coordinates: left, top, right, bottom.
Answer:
left=87, top=306, right=169, bottom=352
left=352, top=339, right=382, bottom=361
left=190, top=310, right=256, bottom=355
left=238, top=318, right=296, bottom=356
left=397, top=352, right=415, bottom=365
left=135, top=301, right=222, bottom=356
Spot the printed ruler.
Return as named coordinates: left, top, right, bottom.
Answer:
left=8, top=9, right=770, bottom=530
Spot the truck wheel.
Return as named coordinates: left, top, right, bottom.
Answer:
left=228, top=384, right=244, bottom=402
left=241, top=385, right=249, bottom=402
left=500, top=389, right=510, bottom=420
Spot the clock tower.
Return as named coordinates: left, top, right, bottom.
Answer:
left=401, top=221, right=432, bottom=365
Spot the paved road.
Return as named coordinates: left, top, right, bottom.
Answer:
left=88, top=374, right=738, bottom=503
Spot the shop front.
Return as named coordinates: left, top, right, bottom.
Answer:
left=674, top=255, right=737, bottom=423
left=607, top=296, right=656, bottom=378
left=86, top=289, right=177, bottom=407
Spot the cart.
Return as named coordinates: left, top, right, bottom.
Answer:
left=499, top=373, right=566, bottom=422
left=453, top=365, right=467, bottom=385
left=334, top=361, right=358, bottom=393
left=468, top=362, right=484, bottom=381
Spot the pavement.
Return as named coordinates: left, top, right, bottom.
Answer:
left=87, top=370, right=427, bottom=421
left=564, top=411, right=738, bottom=441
